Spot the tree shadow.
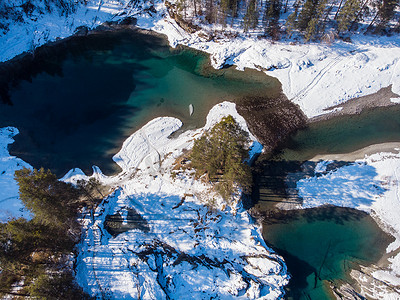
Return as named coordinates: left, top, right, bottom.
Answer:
left=251, top=157, right=385, bottom=224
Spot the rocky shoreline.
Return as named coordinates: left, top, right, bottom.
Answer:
left=309, top=85, right=400, bottom=123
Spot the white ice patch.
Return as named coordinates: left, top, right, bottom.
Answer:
left=313, top=160, right=333, bottom=174
left=391, top=98, right=400, bottom=104
left=297, top=161, right=384, bottom=210
left=0, top=127, right=32, bottom=222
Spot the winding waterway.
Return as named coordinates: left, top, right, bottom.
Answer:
left=1, top=27, right=399, bottom=300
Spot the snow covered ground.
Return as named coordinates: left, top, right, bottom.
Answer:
left=60, top=102, right=289, bottom=299
left=292, top=149, right=400, bottom=297
left=0, top=127, right=32, bottom=222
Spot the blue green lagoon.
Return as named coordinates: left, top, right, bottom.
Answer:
left=0, top=29, right=279, bottom=176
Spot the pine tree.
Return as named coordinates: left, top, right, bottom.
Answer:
left=192, top=0, right=201, bottom=17
left=243, top=0, right=259, bottom=32
left=297, top=0, right=318, bottom=30
left=375, top=0, right=398, bottom=31
left=348, top=0, right=369, bottom=31
left=264, top=0, right=283, bottom=38
left=304, top=0, right=328, bottom=40
left=176, top=0, right=188, bottom=20
left=219, top=0, right=239, bottom=25
left=205, top=0, right=217, bottom=23
left=304, top=17, right=319, bottom=40
left=189, top=115, right=252, bottom=201
left=337, top=0, right=361, bottom=33
left=285, top=7, right=299, bottom=36
left=14, top=168, right=80, bottom=228
left=334, top=0, right=346, bottom=19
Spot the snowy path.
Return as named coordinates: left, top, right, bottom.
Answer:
left=291, top=54, right=343, bottom=105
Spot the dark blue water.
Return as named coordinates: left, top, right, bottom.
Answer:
left=0, top=29, right=279, bottom=176
left=263, top=207, right=391, bottom=299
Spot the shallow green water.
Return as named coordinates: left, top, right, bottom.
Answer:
left=281, top=105, right=400, bottom=161
left=263, top=207, right=392, bottom=300
left=0, top=30, right=279, bottom=176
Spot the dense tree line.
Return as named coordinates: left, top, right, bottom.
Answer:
left=189, top=115, right=252, bottom=203
left=0, top=168, right=102, bottom=299
left=171, top=0, right=399, bottom=40
left=0, top=0, right=86, bottom=34
left=0, top=0, right=398, bottom=40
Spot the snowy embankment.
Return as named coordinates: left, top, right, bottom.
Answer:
left=149, top=16, right=400, bottom=118
left=291, top=149, right=400, bottom=298
left=0, top=103, right=289, bottom=298
left=59, top=102, right=289, bottom=299
left=1, top=1, right=400, bottom=118
left=0, top=0, right=155, bottom=63
left=0, top=127, right=31, bottom=221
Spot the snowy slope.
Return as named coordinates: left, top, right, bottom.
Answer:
left=0, top=0, right=154, bottom=63
left=0, top=127, right=32, bottom=222
left=0, top=102, right=290, bottom=298
left=62, top=102, right=290, bottom=299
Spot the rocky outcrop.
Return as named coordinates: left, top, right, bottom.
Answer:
left=236, top=94, right=307, bottom=153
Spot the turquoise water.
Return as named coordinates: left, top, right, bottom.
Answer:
left=263, top=207, right=392, bottom=299
left=281, top=105, right=400, bottom=161
left=0, top=30, right=279, bottom=176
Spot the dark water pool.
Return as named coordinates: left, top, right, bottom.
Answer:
left=262, top=207, right=392, bottom=299
left=0, top=29, right=279, bottom=176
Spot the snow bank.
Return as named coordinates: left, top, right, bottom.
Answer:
left=0, top=127, right=32, bottom=221
left=0, top=0, right=156, bottom=63
left=296, top=160, right=384, bottom=211
left=0, top=102, right=288, bottom=297
left=292, top=149, right=400, bottom=295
